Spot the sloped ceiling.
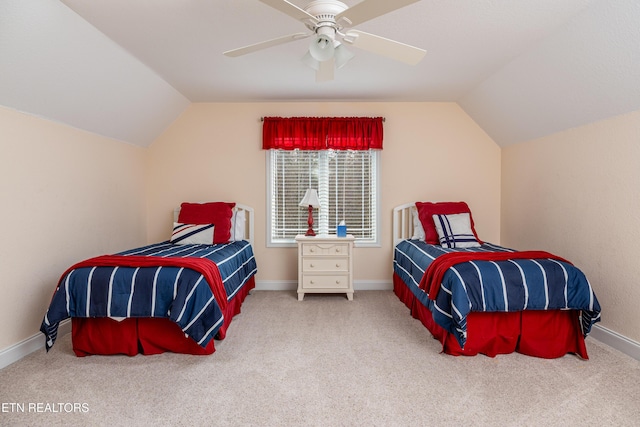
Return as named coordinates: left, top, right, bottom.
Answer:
left=1, top=0, right=638, bottom=147
left=0, top=0, right=190, bottom=146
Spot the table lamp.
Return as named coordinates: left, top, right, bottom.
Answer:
left=299, top=189, right=320, bottom=236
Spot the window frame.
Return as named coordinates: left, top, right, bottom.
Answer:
left=265, top=149, right=381, bottom=248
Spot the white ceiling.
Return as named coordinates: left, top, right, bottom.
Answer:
left=1, top=0, right=639, bottom=147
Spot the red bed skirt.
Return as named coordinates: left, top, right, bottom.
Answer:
left=393, top=273, right=588, bottom=359
left=71, top=276, right=256, bottom=357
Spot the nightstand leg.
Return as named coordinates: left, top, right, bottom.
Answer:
left=298, top=292, right=304, bottom=301
left=346, top=292, right=353, bottom=301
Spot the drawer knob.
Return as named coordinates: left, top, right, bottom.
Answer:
left=309, top=248, right=315, bottom=252
left=310, top=263, right=315, bottom=268
left=310, top=280, right=314, bottom=284
left=335, top=280, right=341, bottom=284
left=336, top=263, right=340, bottom=268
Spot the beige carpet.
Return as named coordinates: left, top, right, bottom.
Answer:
left=1, top=290, right=639, bottom=427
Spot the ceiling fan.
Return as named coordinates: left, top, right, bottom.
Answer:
left=223, top=0, right=426, bottom=82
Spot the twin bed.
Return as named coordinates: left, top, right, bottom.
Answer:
left=392, top=202, right=601, bottom=359
left=41, top=202, right=257, bottom=357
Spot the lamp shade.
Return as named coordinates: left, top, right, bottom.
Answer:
left=299, top=189, right=320, bottom=208
left=301, top=51, right=321, bottom=71
left=309, top=34, right=335, bottom=62
left=334, top=43, right=354, bottom=69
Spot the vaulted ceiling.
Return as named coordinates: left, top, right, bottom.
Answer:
left=1, top=0, right=639, bottom=147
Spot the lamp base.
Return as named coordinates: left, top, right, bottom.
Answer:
left=305, top=205, right=315, bottom=236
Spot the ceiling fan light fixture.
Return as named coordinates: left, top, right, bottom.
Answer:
left=334, top=43, right=354, bottom=69
left=309, top=34, right=335, bottom=61
left=301, top=51, right=321, bottom=70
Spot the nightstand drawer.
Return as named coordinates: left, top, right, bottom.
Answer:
left=301, top=257, right=348, bottom=273
left=302, top=274, right=350, bottom=289
left=302, top=243, right=349, bottom=256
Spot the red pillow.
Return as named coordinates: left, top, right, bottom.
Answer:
left=178, top=202, right=236, bottom=244
left=415, top=201, right=482, bottom=245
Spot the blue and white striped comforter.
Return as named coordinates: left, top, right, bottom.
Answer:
left=41, top=240, right=257, bottom=351
left=393, top=240, right=601, bottom=348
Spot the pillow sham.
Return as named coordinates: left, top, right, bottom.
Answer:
left=415, top=201, right=481, bottom=245
left=411, top=208, right=426, bottom=240
left=230, top=209, right=246, bottom=241
left=171, top=223, right=215, bottom=245
left=178, top=202, right=235, bottom=243
left=432, top=213, right=481, bottom=248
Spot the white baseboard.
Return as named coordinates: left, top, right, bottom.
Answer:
left=0, top=319, right=71, bottom=370
left=254, top=279, right=392, bottom=291
left=354, top=280, right=393, bottom=291
left=254, top=280, right=297, bottom=291
left=590, top=324, right=640, bottom=361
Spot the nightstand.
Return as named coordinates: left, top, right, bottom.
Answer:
left=295, top=234, right=355, bottom=301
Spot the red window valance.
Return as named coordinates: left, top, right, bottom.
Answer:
left=262, top=117, right=383, bottom=150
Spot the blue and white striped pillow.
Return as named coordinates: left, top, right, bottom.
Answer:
left=432, top=213, right=480, bottom=248
left=171, top=223, right=215, bottom=245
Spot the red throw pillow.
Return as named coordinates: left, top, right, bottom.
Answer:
left=178, top=202, right=235, bottom=244
left=415, top=201, right=482, bottom=245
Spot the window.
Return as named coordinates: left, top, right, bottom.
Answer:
left=267, top=149, right=380, bottom=247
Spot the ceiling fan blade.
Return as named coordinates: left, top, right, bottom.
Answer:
left=259, top=0, right=318, bottom=23
left=336, top=0, right=421, bottom=27
left=344, top=30, right=426, bottom=65
left=224, top=33, right=310, bottom=57
left=316, top=58, right=335, bottom=82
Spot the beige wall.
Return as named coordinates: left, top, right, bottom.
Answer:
left=501, top=110, right=640, bottom=342
left=0, top=106, right=147, bottom=350
left=146, top=102, right=501, bottom=284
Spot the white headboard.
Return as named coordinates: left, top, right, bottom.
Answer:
left=393, top=202, right=417, bottom=247
left=173, top=203, right=255, bottom=244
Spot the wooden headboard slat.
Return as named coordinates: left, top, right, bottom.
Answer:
left=392, top=202, right=417, bottom=247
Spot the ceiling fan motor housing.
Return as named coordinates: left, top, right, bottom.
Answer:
left=304, top=0, right=349, bottom=36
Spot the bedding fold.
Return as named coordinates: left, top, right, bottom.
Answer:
left=58, top=255, right=226, bottom=311
left=420, top=250, right=571, bottom=299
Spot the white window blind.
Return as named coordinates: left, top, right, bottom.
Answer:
left=267, top=149, right=379, bottom=246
